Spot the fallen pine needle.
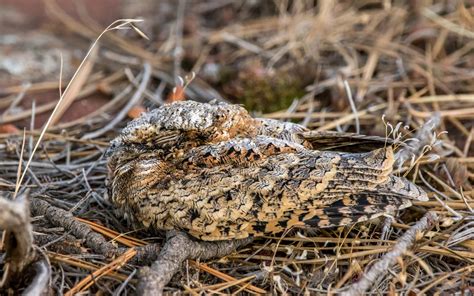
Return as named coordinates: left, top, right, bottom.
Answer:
left=48, top=252, right=130, bottom=282
left=76, top=217, right=147, bottom=247
left=65, top=248, right=136, bottom=295
left=341, top=212, right=439, bottom=295
left=189, top=261, right=266, bottom=295
left=76, top=218, right=265, bottom=293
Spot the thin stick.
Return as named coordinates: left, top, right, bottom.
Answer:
left=173, top=0, right=186, bottom=79
left=81, top=63, right=151, bottom=139
left=137, top=231, right=253, bottom=295
left=344, top=80, right=360, bottom=134
left=340, top=212, right=439, bottom=296
left=49, top=46, right=98, bottom=125
left=14, top=130, right=27, bottom=197
left=12, top=18, right=146, bottom=198
left=65, top=248, right=136, bottom=295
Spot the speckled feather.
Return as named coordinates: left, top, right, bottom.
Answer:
left=107, top=101, right=428, bottom=240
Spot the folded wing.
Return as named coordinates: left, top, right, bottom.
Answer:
left=139, top=137, right=426, bottom=240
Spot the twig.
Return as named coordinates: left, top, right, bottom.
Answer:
left=45, top=0, right=157, bottom=66
left=31, top=197, right=162, bottom=265
left=422, top=8, right=474, bottom=40
left=1, top=83, right=30, bottom=117
left=316, top=103, right=387, bottom=131
left=0, top=85, right=98, bottom=125
left=30, top=197, right=120, bottom=257
left=82, top=63, right=151, bottom=139
left=12, top=18, right=147, bottom=198
left=343, top=80, right=359, bottom=134
left=190, top=261, right=267, bottom=294
left=65, top=248, right=136, bottom=295
left=137, top=231, right=253, bottom=295
left=173, top=0, right=186, bottom=79
left=56, top=71, right=134, bottom=129
left=32, top=197, right=250, bottom=293
left=340, top=212, right=439, bottom=296
left=113, top=269, right=137, bottom=296
left=394, top=113, right=441, bottom=168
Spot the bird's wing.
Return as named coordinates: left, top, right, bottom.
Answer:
left=255, top=118, right=401, bottom=152
left=300, top=131, right=402, bottom=152
left=142, top=136, right=426, bottom=240
left=246, top=184, right=421, bottom=235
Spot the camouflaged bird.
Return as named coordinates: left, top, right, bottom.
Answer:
left=106, top=101, right=428, bottom=241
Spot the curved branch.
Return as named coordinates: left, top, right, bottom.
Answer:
left=137, top=231, right=253, bottom=295
left=30, top=197, right=120, bottom=258
left=341, top=212, right=439, bottom=296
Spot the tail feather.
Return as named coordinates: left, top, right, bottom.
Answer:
left=246, top=192, right=416, bottom=235
left=297, top=192, right=412, bottom=228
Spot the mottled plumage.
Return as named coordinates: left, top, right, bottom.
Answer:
left=107, top=101, right=428, bottom=240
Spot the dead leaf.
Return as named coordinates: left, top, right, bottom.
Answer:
left=0, top=124, right=19, bottom=134
left=127, top=105, right=146, bottom=119
left=167, top=86, right=186, bottom=103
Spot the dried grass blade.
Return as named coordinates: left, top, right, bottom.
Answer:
left=189, top=261, right=266, bottom=294
left=49, top=46, right=98, bottom=126
left=65, top=248, right=136, bottom=295
left=76, top=217, right=146, bottom=247
left=47, top=252, right=130, bottom=282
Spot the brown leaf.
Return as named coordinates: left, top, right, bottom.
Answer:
left=0, top=124, right=19, bottom=134
left=127, top=105, right=146, bottom=119
left=166, top=86, right=186, bottom=103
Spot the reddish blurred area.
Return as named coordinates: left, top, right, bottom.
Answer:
left=0, top=0, right=121, bottom=28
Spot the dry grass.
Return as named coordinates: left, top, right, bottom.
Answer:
left=0, top=0, right=473, bottom=294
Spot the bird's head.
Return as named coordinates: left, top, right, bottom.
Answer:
left=106, top=100, right=258, bottom=157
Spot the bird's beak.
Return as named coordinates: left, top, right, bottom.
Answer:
left=105, top=138, right=122, bottom=157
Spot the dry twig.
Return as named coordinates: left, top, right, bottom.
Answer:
left=341, top=212, right=439, bottom=295
left=137, top=231, right=253, bottom=295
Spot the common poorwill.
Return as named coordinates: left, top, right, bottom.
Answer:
left=107, top=101, right=428, bottom=240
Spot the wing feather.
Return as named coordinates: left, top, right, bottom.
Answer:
left=300, top=131, right=403, bottom=152
left=140, top=137, right=426, bottom=240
